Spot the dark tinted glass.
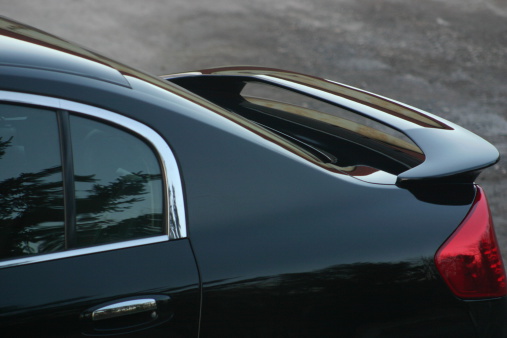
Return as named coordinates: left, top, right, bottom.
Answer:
left=70, top=115, right=164, bottom=247
left=0, top=104, right=65, bottom=259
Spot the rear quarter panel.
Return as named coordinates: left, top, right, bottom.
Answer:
left=157, top=108, right=480, bottom=336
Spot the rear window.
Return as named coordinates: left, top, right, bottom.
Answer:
left=238, top=82, right=425, bottom=175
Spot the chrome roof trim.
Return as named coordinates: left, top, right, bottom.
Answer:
left=0, top=90, right=187, bottom=241
left=0, top=236, right=168, bottom=269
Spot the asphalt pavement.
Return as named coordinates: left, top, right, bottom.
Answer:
left=2, top=0, right=507, bottom=255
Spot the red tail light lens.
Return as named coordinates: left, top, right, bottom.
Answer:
left=435, top=186, right=507, bottom=299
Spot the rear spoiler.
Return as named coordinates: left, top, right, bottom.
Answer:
left=163, top=67, right=499, bottom=186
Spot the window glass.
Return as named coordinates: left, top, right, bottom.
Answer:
left=70, top=115, right=164, bottom=247
left=0, top=104, right=65, bottom=259
left=241, top=82, right=422, bottom=153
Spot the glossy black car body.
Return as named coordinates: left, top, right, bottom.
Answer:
left=0, top=17, right=506, bottom=337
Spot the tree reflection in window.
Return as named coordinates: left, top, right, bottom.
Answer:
left=0, top=105, right=65, bottom=258
left=0, top=104, right=165, bottom=260
left=70, top=115, right=164, bottom=247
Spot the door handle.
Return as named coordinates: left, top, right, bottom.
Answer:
left=92, top=298, right=158, bottom=321
left=81, top=295, right=172, bottom=335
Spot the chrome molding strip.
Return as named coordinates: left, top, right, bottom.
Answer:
left=0, top=236, right=168, bottom=269
left=0, top=90, right=187, bottom=267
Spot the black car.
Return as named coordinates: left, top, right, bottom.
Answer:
left=0, top=16, right=505, bottom=337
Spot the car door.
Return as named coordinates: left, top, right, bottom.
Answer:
left=0, top=96, right=200, bottom=337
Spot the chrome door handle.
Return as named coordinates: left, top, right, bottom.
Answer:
left=92, top=298, right=157, bottom=321
left=81, top=295, right=172, bottom=335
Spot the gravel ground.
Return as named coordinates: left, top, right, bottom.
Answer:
left=2, top=0, right=507, bottom=256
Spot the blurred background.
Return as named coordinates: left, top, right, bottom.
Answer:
left=2, top=0, right=506, bottom=251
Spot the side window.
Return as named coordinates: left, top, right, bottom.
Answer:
left=70, top=115, right=164, bottom=247
left=0, top=104, right=65, bottom=259
left=0, top=102, right=166, bottom=262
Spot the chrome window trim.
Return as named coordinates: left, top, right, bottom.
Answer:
left=0, top=236, right=168, bottom=269
left=0, top=90, right=187, bottom=268
left=59, top=99, right=187, bottom=239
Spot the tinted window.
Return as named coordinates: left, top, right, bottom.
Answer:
left=0, top=104, right=65, bottom=259
left=70, top=115, right=164, bottom=247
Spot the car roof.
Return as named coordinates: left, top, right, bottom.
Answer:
left=0, top=16, right=132, bottom=87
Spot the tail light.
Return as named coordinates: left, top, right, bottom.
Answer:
left=435, top=186, right=507, bottom=299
